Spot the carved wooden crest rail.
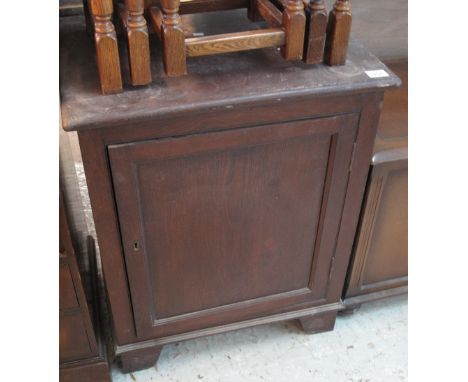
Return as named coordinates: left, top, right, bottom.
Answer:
left=87, top=0, right=352, bottom=94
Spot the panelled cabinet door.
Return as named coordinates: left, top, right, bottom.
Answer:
left=108, top=114, right=359, bottom=338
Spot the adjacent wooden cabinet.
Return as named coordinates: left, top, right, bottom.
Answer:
left=343, top=60, right=408, bottom=310
left=59, top=191, right=110, bottom=382
left=60, top=14, right=399, bottom=373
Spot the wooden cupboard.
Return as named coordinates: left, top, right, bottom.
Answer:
left=60, top=13, right=399, bottom=373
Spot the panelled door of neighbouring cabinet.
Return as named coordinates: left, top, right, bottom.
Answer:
left=108, top=114, right=359, bottom=338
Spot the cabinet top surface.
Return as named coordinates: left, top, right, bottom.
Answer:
left=60, top=12, right=400, bottom=132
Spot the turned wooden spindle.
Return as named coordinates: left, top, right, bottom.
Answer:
left=123, top=0, right=152, bottom=85
left=160, top=0, right=187, bottom=76
left=281, top=0, right=306, bottom=60
left=303, top=0, right=327, bottom=64
left=89, top=0, right=123, bottom=94
left=324, top=0, right=351, bottom=66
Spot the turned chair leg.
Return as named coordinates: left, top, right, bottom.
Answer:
left=303, top=0, right=327, bottom=64
left=299, top=311, right=337, bottom=334
left=89, top=0, right=123, bottom=94
left=123, top=0, right=152, bottom=85
left=281, top=0, right=306, bottom=60
left=118, top=345, right=163, bottom=373
left=324, top=0, right=352, bottom=66
left=160, top=0, right=187, bottom=76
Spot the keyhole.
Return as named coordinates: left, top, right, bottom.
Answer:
left=133, top=241, right=140, bottom=251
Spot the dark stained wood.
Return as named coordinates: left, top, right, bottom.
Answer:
left=149, top=6, right=163, bottom=39
left=324, top=0, right=352, bottom=65
left=60, top=14, right=399, bottom=132
left=118, top=346, right=162, bottom=373
left=146, top=0, right=305, bottom=76
left=59, top=192, right=98, bottom=363
left=343, top=60, right=407, bottom=309
left=343, top=285, right=407, bottom=311
left=186, top=29, right=285, bottom=57
left=115, top=302, right=342, bottom=354
left=373, top=60, right=408, bottom=153
left=120, top=0, right=152, bottom=85
left=60, top=260, right=79, bottom=310
left=88, top=0, right=123, bottom=93
left=108, top=114, right=357, bottom=338
left=345, top=155, right=408, bottom=296
left=59, top=191, right=111, bottom=381
left=248, top=0, right=262, bottom=21
left=299, top=311, right=337, bottom=334
left=303, top=0, right=327, bottom=64
left=256, top=0, right=283, bottom=27
left=60, top=14, right=399, bottom=373
left=281, top=0, right=306, bottom=60
left=159, top=0, right=187, bottom=76
left=60, top=362, right=110, bottom=382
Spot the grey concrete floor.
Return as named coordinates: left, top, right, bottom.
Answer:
left=112, top=295, right=407, bottom=382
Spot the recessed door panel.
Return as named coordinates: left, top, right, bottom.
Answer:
left=109, top=114, right=358, bottom=338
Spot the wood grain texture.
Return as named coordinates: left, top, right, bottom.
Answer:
left=59, top=191, right=111, bottom=382
left=59, top=192, right=98, bottom=363
left=60, top=362, right=110, bottom=382
left=186, top=29, right=285, bottom=57
left=303, top=0, right=327, bottom=64
left=121, top=0, right=152, bottom=85
left=60, top=14, right=400, bottom=131
left=281, top=0, right=306, bottom=60
left=89, top=0, right=123, bottom=93
left=160, top=0, right=187, bottom=75
left=115, top=302, right=342, bottom=357
left=108, top=114, right=357, bottom=338
left=60, top=17, right=398, bottom=367
left=373, top=60, right=408, bottom=155
left=346, top=173, right=385, bottom=293
left=256, top=0, right=283, bottom=27
left=343, top=60, right=407, bottom=305
left=149, top=6, right=163, bottom=39
left=346, top=158, right=408, bottom=296
left=324, top=0, right=351, bottom=65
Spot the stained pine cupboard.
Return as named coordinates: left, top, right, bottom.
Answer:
left=60, top=14, right=399, bottom=373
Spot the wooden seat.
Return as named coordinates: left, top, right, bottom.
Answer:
left=147, top=0, right=306, bottom=76
left=86, top=0, right=352, bottom=92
